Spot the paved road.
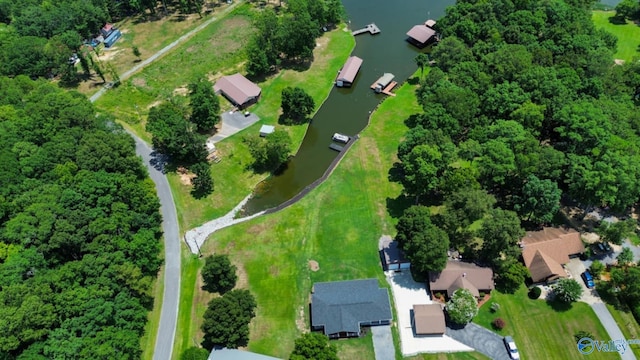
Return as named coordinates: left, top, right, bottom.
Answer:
left=130, top=138, right=182, bottom=360
left=371, top=325, right=395, bottom=360
left=591, top=302, right=637, bottom=360
left=445, top=323, right=511, bottom=360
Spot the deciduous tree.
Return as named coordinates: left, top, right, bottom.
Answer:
left=188, top=78, right=220, bottom=133
left=201, top=290, right=256, bottom=349
left=290, top=332, right=338, bottom=360
left=513, top=175, right=561, bottom=224
left=201, top=254, right=237, bottom=294
left=281, top=87, right=315, bottom=124
left=446, top=288, right=478, bottom=325
left=554, top=278, right=583, bottom=303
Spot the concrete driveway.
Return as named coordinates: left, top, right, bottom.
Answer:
left=565, top=258, right=637, bottom=360
left=445, top=323, right=511, bottom=360
left=371, top=325, right=395, bottom=360
left=210, top=111, right=260, bottom=143
left=385, top=271, right=473, bottom=357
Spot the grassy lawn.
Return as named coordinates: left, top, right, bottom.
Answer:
left=592, top=11, right=640, bottom=62
left=172, top=249, right=205, bottom=360
left=140, top=264, right=165, bottom=360
left=186, top=74, right=423, bottom=359
left=475, top=286, right=619, bottom=359
left=77, top=2, right=242, bottom=96
left=409, top=352, right=490, bottom=360
left=335, top=331, right=376, bottom=360
left=167, top=27, right=355, bottom=230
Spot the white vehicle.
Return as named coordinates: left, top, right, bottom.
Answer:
left=504, top=336, right=520, bottom=359
left=332, top=133, right=350, bottom=143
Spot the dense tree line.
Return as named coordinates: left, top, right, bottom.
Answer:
left=245, top=0, right=344, bottom=77
left=0, top=76, right=162, bottom=358
left=0, top=0, right=204, bottom=81
left=393, top=0, right=640, bottom=289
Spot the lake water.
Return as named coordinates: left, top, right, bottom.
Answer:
left=242, top=0, right=456, bottom=214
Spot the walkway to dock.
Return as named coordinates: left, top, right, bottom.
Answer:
left=352, top=23, right=380, bottom=36
left=370, top=81, right=398, bottom=96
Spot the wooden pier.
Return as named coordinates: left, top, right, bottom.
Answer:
left=370, top=81, right=398, bottom=96
left=352, top=23, right=380, bottom=36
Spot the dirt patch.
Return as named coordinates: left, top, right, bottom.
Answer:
left=209, top=17, right=252, bottom=54
left=98, top=48, right=123, bottom=62
left=234, top=260, right=248, bottom=289
left=582, top=232, right=600, bottom=244
left=132, top=77, right=147, bottom=88
left=269, top=265, right=279, bottom=276
left=246, top=223, right=268, bottom=235
left=308, top=260, right=319, bottom=271
left=147, top=100, right=162, bottom=109
left=174, top=85, right=189, bottom=96
left=295, top=305, right=308, bottom=333
left=177, top=166, right=195, bottom=186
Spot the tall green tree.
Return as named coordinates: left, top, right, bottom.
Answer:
left=513, top=175, right=561, bottom=224
left=191, top=162, right=214, bottom=198
left=201, top=290, right=256, bottom=349
left=290, top=332, right=338, bottom=360
left=246, top=130, right=292, bottom=172
left=446, top=288, right=478, bottom=325
left=478, top=209, right=524, bottom=266
left=281, top=86, right=315, bottom=124
left=201, top=254, right=237, bottom=294
left=598, top=219, right=637, bottom=245
left=554, top=278, right=583, bottom=303
left=415, top=53, right=430, bottom=78
left=188, top=78, right=220, bottom=133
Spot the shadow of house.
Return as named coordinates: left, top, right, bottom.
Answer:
left=213, top=73, right=261, bottom=109
left=311, top=279, right=392, bottom=339
left=521, top=227, right=585, bottom=283
left=429, top=261, right=494, bottom=300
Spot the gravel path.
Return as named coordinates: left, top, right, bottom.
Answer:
left=184, top=195, right=265, bottom=254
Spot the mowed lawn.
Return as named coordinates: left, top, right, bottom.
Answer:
left=197, top=75, right=423, bottom=358
left=475, top=286, right=619, bottom=360
left=168, top=27, right=355, bottom=230
left=593, top=11, right=640, bottom=62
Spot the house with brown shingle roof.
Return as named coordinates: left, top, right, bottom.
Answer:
left=213, top=73, right=261, bottom=108
left=521, top=227, right=585, bottom=283
left=412, top=304, right=446, bottom=335
left=429, top=261, right=494, bottom=298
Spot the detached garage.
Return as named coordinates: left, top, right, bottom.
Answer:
left=380, top=236, right=410, bottom=271
left=214, top=73, right=261, bottom=108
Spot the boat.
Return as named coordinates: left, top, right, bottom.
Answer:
left=332, top=133, right=350, bottom=143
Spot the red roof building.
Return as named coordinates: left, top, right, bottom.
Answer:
left=213, top=74, right=261, bottom=108
left=336, top=56, right=363, bottom=87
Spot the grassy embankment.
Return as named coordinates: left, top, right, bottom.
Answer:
left=592, top=11, right=640, bottom=62
left=190, top=74, right=423, bottom=358
left=475, top=286, right=619, bottom=360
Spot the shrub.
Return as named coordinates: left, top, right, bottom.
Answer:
left=490, top=302, right=500, bottom=313
left=492, top=318, right=506, bottom=330
left=574, top=330, right=594, bottom=343
left=528, top=286, right=542, bottom=299
left=590, top=260, right=605, bottom=277
left=479, top=291, right=486, bottom=299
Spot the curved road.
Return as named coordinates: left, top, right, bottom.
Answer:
left=88, top=3, right=246, bottom=359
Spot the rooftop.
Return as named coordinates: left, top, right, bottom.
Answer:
left=413, top=304, right=446, bottom=335
left=429, top=261, right=494, bottom=297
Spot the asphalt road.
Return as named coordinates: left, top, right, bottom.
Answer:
left=130, top=137, right=182, bottom=360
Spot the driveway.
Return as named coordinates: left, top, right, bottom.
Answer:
left=209, top=111, right=260, bottom=143
left=371, top=325, right=395, bottom=360
left=385, top=271, right=473, bottom=356
left=445, top=323, right=511, bottom=360
left=565, top=258, right=637, bottom=360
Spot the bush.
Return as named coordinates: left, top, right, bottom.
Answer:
left=479, top=291, right=486, bottom=299
left=528, top=286, right=542, bottom=299
left=574, top=330, right=594, bottom=343
left=490, top=302, right=500, bottom=313
left=492, top=318, right=506, bottom=330
left=180, top=347, right=209, bottom=360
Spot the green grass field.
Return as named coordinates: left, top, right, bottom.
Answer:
left=191, top=74, right=423, bottom=358
left=140, top=263, right=165, bottom=360
left=606, top=304, right=640, bottom=357
left=475, top=286, right=619, bottom=359
left=592, top=11, right=640, bottom=62
left=167, top=27, right=356, bottom=230
left=173, top=250, right=205, bottom=360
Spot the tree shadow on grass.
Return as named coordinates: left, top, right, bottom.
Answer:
left=608, top=15, right=628, bottom=25
left=545, top=299, right=573, bottom=312
left=386, top=194, right=414, bottom=219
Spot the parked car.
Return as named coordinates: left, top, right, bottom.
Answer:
left=597, top=242, right=606, bottom=253
left=603, top=242, right=612, bottom=252
left=504, top=336, right=520, bottom=359
left=582, top=270, right=595, bottom=289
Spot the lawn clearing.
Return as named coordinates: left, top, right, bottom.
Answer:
left=167, top=27, right=355, bottom=230
left=592, top=11, right=640, bottom=62
left=606, top=304, right=640, bottom=357
left=475, top=286, right=619, bottom=360
left=335, top=331, right=376, bottom=360
left=189, top=73, right=424, bottom=358
left=140, top=262, right=165, bottom=360
left=172, top=249, right=203, bottom=360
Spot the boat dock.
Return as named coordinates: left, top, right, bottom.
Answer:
left=332, top=133, right=350, bottom=144
left=352, top=23, right=380, bottom=36
left=329, top=143, right=345, bottom=152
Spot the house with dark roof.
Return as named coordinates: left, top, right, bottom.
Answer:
left=214, top=74, right=261, bottom=108
left=429, top=261, right=494, bottom=298
left=521, top=227, right=585, bottom=283
left=208, top=348, right=281, bottom=360
left=379, top=237, right=410, bottom=271
left=406, top=20, right=437, bottom=48
left=412, top=304, right=446, bottom=335
left=336, top=56, right=363, bottom=87
left=311, top=279, right=392, bottom=338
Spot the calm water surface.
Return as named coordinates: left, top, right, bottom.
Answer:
left=243, top=0, right=456, bottom=214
